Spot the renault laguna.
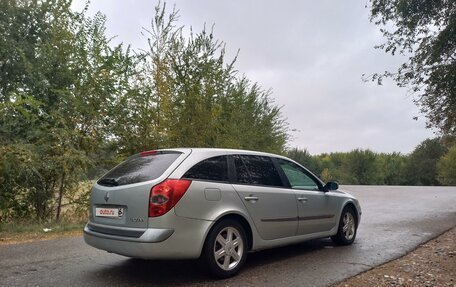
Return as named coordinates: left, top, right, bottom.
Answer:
left=84, top=148, right=361, bottom=278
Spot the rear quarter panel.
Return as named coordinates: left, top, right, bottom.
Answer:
left=174, top=181, right=252, bottom=222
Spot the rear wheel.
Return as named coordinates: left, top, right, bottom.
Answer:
left=331, top=207, right=357, bottom=245
left=201, top=219, right=247, bottom=278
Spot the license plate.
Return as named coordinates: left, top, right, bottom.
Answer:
left=95, top=207, right=124, bottom=218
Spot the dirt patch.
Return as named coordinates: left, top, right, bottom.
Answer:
left=0, top=229, right=82, bottom=245
left=334, top=227, right=456, bottom=287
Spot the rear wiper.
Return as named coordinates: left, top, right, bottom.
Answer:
left=98, top=178, right=119, bottom=186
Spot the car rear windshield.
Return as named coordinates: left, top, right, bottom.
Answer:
left=97, top=151, right=182, bottom=187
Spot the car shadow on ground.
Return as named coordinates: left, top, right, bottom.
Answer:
left=85, top=237, right=341, bottom=286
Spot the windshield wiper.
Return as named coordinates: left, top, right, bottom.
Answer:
left=98, top=178, right=119, bottom=186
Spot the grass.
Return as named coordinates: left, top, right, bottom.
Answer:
left=0, top=220, right=85, bottom=245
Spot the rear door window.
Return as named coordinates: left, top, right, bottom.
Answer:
left=183, top=156, right=229, bottom=182
left=233, top=155, right=251, bottom=184
left=234, top=155, right=284, bottom=187
left=97, top=151, right=181, bottom=186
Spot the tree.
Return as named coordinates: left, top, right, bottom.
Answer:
left=112, top=3, right=289, bottom=155
left=343, top=149, right=379, bottom=185
left=437, top=145, right=456, bottom=185
left=312, top=150, right=407, bottom=185
left=0, top=0, right=132, bottom=221
left=314, top=152, right=354, bottom=184
left=403, top=138, right=446, bottom=185
left=286, top=147, right=321, bottom=176
left=368, top=0, right=456, bottom=135
left=0, top=1, right=289, bottom=222
left=376, top=152, right=407, bottom=185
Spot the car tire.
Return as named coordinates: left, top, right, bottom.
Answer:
left=331, top=206, right=357, bottom=245
left=201, top=219, right=248, bottom=278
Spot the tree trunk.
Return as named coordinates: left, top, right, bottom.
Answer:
left=56, top=172, right=65, bottom=221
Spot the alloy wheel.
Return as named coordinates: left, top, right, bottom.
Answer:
left=342, top=212, right=355, bottom=240
left=213, top=226, right=244, bottom=271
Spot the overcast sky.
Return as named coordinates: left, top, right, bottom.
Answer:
left=72, top=0, right=435, bottom=155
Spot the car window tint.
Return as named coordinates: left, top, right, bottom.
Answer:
left=183, top=156, right=228, bottom=182
left=233, top=155, right=251, bottom=184
left=278, top=159, right=319, bottom=190
left=98, top=151, right=181, bottom=186
left=237, top=155, right=284, bottom=187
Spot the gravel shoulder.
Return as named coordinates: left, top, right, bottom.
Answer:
left=333, top=227, right=456, bottom=287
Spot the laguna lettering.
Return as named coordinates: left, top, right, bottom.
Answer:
left=130, top=217, right=144, bottom=222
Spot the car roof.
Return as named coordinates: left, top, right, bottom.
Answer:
left=160, top=147, right=287, bottom=158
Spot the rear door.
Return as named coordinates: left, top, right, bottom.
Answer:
left=90, top=150, right=190, bottom=230
left=231, top=155, right=298, bottom=240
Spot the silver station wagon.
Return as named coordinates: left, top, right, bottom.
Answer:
left=84, top=148, right=361, bottom=277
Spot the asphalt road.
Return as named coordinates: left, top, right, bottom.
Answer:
left=1, top=186, right=455, bottom=287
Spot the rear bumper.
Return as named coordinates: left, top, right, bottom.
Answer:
left=84, top=223, right=174, bottom=243
left=83, top=216, right=212, bottom=259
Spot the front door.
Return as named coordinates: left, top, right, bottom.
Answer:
left=276, top=158, right=338, bottom=235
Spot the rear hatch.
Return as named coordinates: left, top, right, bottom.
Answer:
left=89, top=149, right=190, bottom=234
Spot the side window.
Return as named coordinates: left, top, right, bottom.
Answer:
left=183, top=156, right=228, bottom=182
left=278, top=159, right=320, bottom=190
left=233, top=155, right=251, bottom=184
left=234, top=155, right=284, bottom=187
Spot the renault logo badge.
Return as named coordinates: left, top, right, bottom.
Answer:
left=104, top=192, right=110, bottom=202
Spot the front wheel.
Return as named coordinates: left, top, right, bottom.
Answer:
left=201, top=219, right=247, bottom=278
left=331, top=207, right=357, bottom=245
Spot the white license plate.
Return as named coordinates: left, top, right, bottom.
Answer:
left=95, top=207, right=123, bottom=218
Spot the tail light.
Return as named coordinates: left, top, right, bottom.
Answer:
left=149, top=179, right=192, bottom=217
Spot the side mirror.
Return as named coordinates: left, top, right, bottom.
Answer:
left=324, top=181, right=339, bottom=192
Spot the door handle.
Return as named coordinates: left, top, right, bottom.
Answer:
left=244, top=196, right=259, bottom=202
left=297, top=197, right=308, bottom=202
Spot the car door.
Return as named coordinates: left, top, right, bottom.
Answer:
left=231, top=155, right=298, bottom=240
left=276, top=158, right=338, bottom=235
